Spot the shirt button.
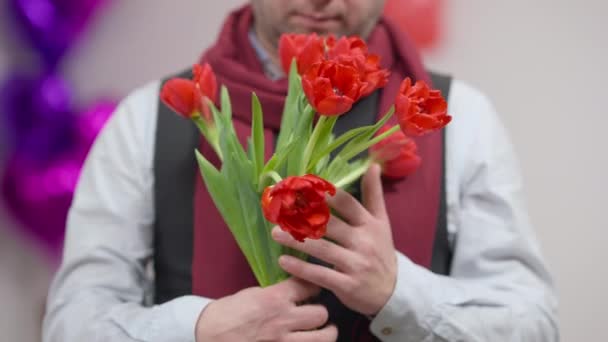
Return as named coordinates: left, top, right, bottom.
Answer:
left=381, top=327, right=393, bottom=336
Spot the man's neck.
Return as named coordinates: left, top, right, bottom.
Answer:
left=252, top=25, right=281, bottom=69
left=249, top=25, right=284, bottom=80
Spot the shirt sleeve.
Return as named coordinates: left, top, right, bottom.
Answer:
left=369, top=81, right=559, bottom=341
left=42, top=81, right=212, bottom=342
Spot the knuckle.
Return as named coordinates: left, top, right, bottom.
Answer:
left=315, top=239, right=333, bottom=256
left=357, top=238, right=374, bottom=255
left=342, top=233, right=356, bottom=248
left=356, top=257, right=373, bottom=273
left=261, top=290, right=291, bottom=311
left=344, top=278, right=359, bottom=294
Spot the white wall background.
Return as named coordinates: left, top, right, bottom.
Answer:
left=1, top=1, right=606, bottom=341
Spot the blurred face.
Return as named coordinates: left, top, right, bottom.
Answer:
left=251, top=0, right=386, bottom=47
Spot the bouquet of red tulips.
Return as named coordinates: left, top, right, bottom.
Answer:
left=160, top=33, right=451, bottom=287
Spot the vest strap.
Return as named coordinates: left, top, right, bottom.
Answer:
left=429, top=71, right=454, bottom=275
left=153, top=69, right=197, bottom=303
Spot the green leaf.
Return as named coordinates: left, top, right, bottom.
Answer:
left=221, top=86, right=232, bottom=119
left=209, top=102, right=225, bottom=133
left=314, top=133, right=334, bottom=174
left=251, top=93, right=265, bottom=180
left=306, top=125, right=370, bottom=171
left=300, top=115, right=326, bottom=175
left=211, top=97, right=249, bottom=174
left=332, top=107, right=395, bottom=163
left=247, top=138, right=257, bottom=182
left=322, top=155, right=349, bottom=183
left=229, top=151, right=288, bottom=286
left=286, top=104, right=314, bottom=175
left=276, top=60, right=303, bottom=152
left=312, top=116, right=337, bottom=155
left=260, top=139, right=297, bottom=189
left=333, top=157, right=371, bottom=189
left=195, top=150, right=263, bottom=282
left=229, top=152, right=268, bottom=285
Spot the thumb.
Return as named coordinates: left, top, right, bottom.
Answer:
left=361, top=163, right=387, bottom=219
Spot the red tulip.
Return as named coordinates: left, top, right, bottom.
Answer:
left=160, top=78, right=200, bottom=119
left=327, top=35, right=389, bottom=97
left=333, top=53, right=389, bottom=98
left=326, top=35, right=368, bottom=59
left=160, top=64, right=218, bottom=121
left=396, top=78, right=452, bottom=136
left=370, top=126, right=422, bottom=179
left=193, top=63, right=218, bottom=121
left=261, top=174, right=336, bottom=242
left=302, top=60, right=364, bottom=116
left=279, top=33, right=325, bottom=75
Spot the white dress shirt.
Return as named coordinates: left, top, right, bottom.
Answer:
left=42, top=76, right=559, bottom=341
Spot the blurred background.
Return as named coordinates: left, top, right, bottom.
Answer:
left=0, top=0, right=606, bottom=341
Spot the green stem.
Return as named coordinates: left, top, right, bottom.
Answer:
left=193, top=116, right=223, bottom=161
left=334, top=158, right=372, bottom=189
left=258, top=171, right=283, bottom=192
left=300, top=115, right=327, bottom=175
left=340, top=125, right=400, bottom=163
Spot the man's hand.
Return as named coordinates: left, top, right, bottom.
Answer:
left=272, top=164, right=398, bottom=316
left=195, top=278, right=337, bottom=341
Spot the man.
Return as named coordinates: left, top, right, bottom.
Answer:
left=43, top=1, right=559, bottom=341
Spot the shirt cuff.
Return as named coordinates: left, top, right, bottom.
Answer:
left=110, top=295, right=212, bottom=342
left=171, top=295, right=212, bottom=341
left=369, top=252, right=470, bottom=341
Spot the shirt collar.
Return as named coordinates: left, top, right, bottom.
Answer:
left=248, top=28, right=285, bottom=81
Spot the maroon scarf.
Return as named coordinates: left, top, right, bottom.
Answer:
left=192, top=2, right=441, bottom=310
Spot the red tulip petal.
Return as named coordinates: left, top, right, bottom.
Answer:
left=199, top=63, right=218, bottom=101
left=263, top=195, right=282, bottom=223
left=316, top=95, right=354, bottom=116
left=279, top=34, right=297, bottom=74
left=306, top=209, right=329, bottom=227
left=160, top=79, right=197, bottom=118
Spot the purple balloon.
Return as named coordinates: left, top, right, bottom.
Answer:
left=1, top=0, right=115, bottom=256
left=1, top=99, right=114, bottom=255
left=1, top=73, right=76, bottom=163
left=1, top=154, right=83, bottom=255
left=9, top=0, right=110, bottom=68
left=75, top=99, right=115, bottom=150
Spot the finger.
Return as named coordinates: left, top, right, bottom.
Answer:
left=279, top=255, right=353, bottom=294
left=326, top=188, right=369, bottom=226
left=272, top=227, right=356, bottom=271
left=284, top=304, right=329, bottom=331
left=325, top=215, right=353, bottom=247
left=285, top=324, right=338, bottom=342
left=361, top=163, right=387, bottom=219
left=271, top=277, right=321, bottom=303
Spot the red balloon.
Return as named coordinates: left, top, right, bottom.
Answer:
left=384, top=0, right=443, bottom=49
